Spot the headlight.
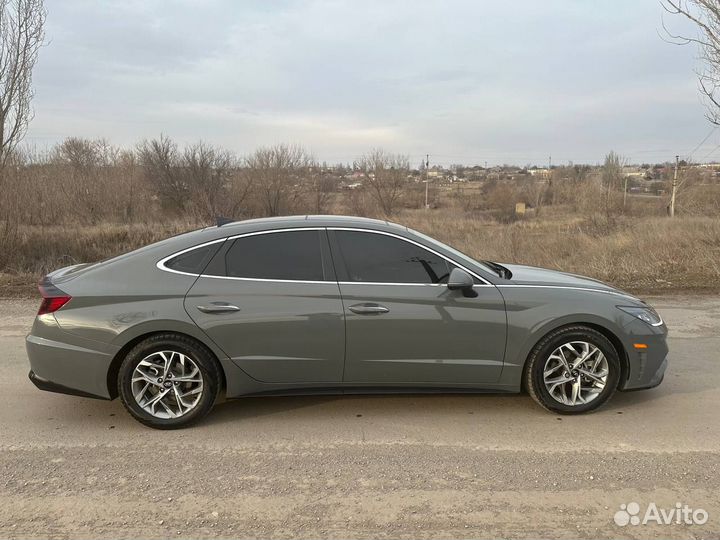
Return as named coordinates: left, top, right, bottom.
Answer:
left=617, top=306, right=663, bottom=327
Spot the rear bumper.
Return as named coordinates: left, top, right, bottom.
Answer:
left=26, top=328, right=116, bottom=399
left=28, top=370, right=108, bottom=400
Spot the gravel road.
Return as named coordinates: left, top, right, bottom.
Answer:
left=0, top=296, right=718, bottom=539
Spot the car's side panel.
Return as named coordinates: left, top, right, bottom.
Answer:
left=184, top=277, right=346, bottom=384
left=336, top=282, right=508, bottom=384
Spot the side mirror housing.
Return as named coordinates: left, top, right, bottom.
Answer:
left=447, top=267, right=474, bottom=291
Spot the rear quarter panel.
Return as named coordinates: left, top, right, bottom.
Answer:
left=47, top=248, right=239, bottom=395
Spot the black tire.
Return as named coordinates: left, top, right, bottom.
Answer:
left=118, top=333, right=221, bottom=429
left=525, top=325, right=621, bottom=414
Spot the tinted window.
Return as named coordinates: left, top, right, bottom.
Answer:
left=165, top=244, right=218, bottom=274
left=335, top=231, right=451, bottom=284
left=224, top=230, right=324, bottom=281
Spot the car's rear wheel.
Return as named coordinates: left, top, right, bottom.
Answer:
left=525, top=326, right=621, bottom=414
left=118, top=334, right=221, bottom=429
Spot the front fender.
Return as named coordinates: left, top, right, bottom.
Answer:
left=496, top=287, right=634, bottom=388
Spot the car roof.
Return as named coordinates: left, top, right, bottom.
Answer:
left=94, top=214, right=496, bottom=287
left=213, top=215, right=395, bottom=230
left=163, top=215, right=410, bottom=252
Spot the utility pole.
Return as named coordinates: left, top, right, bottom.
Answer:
left=670, top=155, right=678, bottom=218
left=623, top=174, right=628, bottom=208
left=424, top=154, right=430, bottom=209
left=547, top=155, right=552, bottom=182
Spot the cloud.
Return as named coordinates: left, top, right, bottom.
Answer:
left=27, top=0, right=711, bottom=165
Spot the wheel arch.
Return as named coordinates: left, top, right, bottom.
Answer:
left=106, top=327, right=227, bottom=399
left=519, top=320, right=629, bottom=392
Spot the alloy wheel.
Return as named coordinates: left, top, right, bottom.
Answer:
left=131, top=350, right=204, bottom=419
left=542, top=341, right=609, bottom=406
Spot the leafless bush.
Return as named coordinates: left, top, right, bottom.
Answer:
left=183, top=141, right=237, bottom=221
left=344, top=186, right=371, bottom=217
left=451, top=185, right=484, bottom=212
left=51, top=137, right=117, bottom=223
left=482, top=179, right=520, bottom=222
left=137, top=135, right=188, bottom=214
left=519, top=177, right=548, bottom=215
left=357, top=149, right=409, bottom=217
left=244, top=144, right=314, bottom=216
left=307, top=172, right=337, bottom=214
left=601, top=151, right=626, bottom=217
left=678, top=183, right=720, bottom=215
left=401, top=181, right=436, bottom=210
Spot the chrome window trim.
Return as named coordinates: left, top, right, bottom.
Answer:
left=156, top=238, right=227, bottom=277
left=225, top=227, right=326, bottom=241
left=337, top=281, right=444, bottom=287
left=156, top=226, right=492, bottom=286
left=198, top=275, right=332, bottom=285
left=157, top=228, right=329, bottom=282
left=328, top=227, right=491, bottom=286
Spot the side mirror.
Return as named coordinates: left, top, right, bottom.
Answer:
left=447, top=267, right=474, bottom=291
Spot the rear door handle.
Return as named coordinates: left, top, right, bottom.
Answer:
left=196, top=302, right=241, bottom=314
left=348, top=303, right=390, bottom=315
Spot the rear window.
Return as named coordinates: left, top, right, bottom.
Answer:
left=222, top=230, right=324, bottom=281
left=164, top=244, right=218, bottom=274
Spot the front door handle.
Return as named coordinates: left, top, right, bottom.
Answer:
left=196, top=302, right=241, bottom=314
left=348, top=303, right=390, bottom=315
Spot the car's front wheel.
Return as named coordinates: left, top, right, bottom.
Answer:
left=525, top=326, right=621, bottom=414
left=118, top=334, right=221, bottom=429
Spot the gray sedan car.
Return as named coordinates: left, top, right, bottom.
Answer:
left=26, top=215, right=668, bottom=429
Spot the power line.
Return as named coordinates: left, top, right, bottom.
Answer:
left=700, top=140, right=720, bottom=161
left=686, top=126, right=718, bottom=162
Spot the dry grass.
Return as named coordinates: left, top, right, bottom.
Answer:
left=2, top=208, right=719, bottom=297
left=402, top=209, right=720, bottom=294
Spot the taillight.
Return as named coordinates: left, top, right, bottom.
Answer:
left=37, top=283, right=71, bottom=315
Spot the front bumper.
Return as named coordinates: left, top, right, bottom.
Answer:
left=618, top=323, right=669, bottom=391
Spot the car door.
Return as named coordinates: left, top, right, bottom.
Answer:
left=328, top=228, right=507, bottom=385
left=184, top=228, right=345, bottom=384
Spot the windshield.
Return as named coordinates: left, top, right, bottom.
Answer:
left=407, top=227, right=496, bottom=276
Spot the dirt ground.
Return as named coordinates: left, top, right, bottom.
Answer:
left=0, top=296, right=718, bottom=539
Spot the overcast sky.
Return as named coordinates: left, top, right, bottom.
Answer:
left=25, top=0, right=717, bottom=166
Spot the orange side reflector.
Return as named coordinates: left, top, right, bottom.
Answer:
left=633, top=343, right=648, bottom=349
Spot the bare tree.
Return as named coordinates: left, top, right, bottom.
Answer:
left=358, top=149, right=409, bottom=217
left=308, top=171, right=336, bottom=214
left=662, top=0, right=720, bottom=124
left=0, top=0, right=46, bottom=175
left=183, top=141, right=235, bottom=221
left=244, top=144, right=314, bottom=216
left=56, top=137, right=98, bottom=170
left=521, top=177, right=548, bottom=215
left=601, top=151, right=627, bottom=218
left=224, top=168, right=254, bottom=218
left=137, top=135, right=188, bottom=213
left=53, top=137, right=122, bottom=223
